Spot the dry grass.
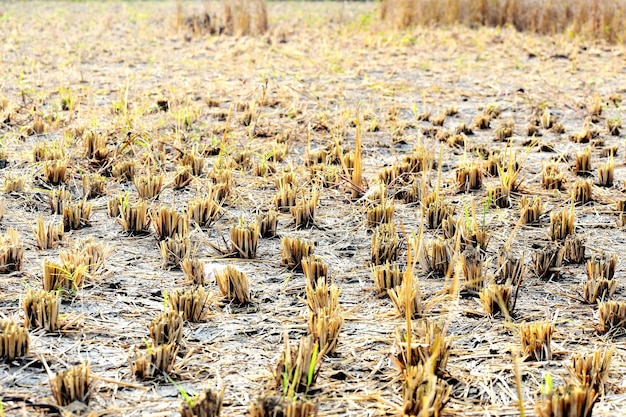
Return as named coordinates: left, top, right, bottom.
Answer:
left=380, top=0, right=626, bottom=43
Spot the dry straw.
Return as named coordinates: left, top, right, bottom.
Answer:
left=0, top=319, right=30, bottom=361
left=281, top=236, right=313, bottom=270
left=152, top=205, right=189, bottom=241
left=230, top=220, right=260, bottom=259
left=180, top=386, right=224, bottom=417
left=250, top=395, right=317, bottom=417
left=134, top=172, right=163, bottom=199
left=372, top=261, right=403, bottom=295
left=118, top=196, right=150, bottom=234
left=131, top=342, right=178, bottom=380
left=23, top=288, right=60, bottom=332
left=63, top=200, right=92, bottom=231
left=519, top=320, right=554, bottom=361
left=160, top=234, right=192, bottom=269
left=182, top=257, right=206, bottom=285
left=598, top=301, right=626, bottom=333
left=257, top=210, right=278, bottom=238
left=169, top=287, right=210, bottom=322
left=371, top=222, right=399, bottom=266
left=0, top=228, right=24, bottom=273
left=568, top=346, right=613, bottom=393
left=215, top=265, right=250, bottom=305
left=149, top=310, right=184, bottom=346
left=33, top=215, right=64, bottom=250
left=50, top=362, right=91, bottom=406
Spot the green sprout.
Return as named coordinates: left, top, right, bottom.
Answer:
left=540, top=372, right=553, bottom=396
left=163, top=290, right=168, bottom=311
left=307, top=343, right=319, bottom=387
left=168, top=375, right=197, bottom=407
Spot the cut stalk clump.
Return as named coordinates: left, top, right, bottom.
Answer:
left=160, top=234, right=192, bottom=269
left=306, top=278, right=339, bottom=313
left=22, top=288, right=60, bottom=332
left=63, top=200, right=92, bottom=231
left=82, top=174, right=106, bottom=199
left=250, top=395, right=317, bottom=417
left=118, top=196, right=150, bottom=234
left=215, top=265, right=250, bottom=305
left=50, top=187, right=71, bottom=215
left=456, top=161, right=482, bottom=191
left=4, top=172, right=26, bottom=193
left=366, top=200, right=394, bottom=228
left=0, top=228, right=24, bottom=273
left=568, top=346, right=613, bottom=393
left=461, top=245, right=487, bottom=293
left=388, top=269, right=424, bottom=319
left=76, top=237, right=107, bottom=274
left=372, top=261, right=403, bottom=295
left=149, top=310, right=184, bottom=346
left=371, top=222, right=399, bottom=266
left=274, top=183, right=297, bottom=212
left=598, top=301, right=626, bottom=333
left=275, top=335, right=322, bottom=396
left=496, top=249, right=524, bottom=286
left=180, top=148, right=205, bottom=176
left=308, top=305, right=343, bottom=356
left=169, top=287, right=210, bottom=322
left=42, top=159, right=68, bottom=185
left=542, top=162, right=564, bottom=190
left=291, top=192, right=319, bottom=229
left=134, top=172, right=163, bottom=199
left=302, top=255, right=328, bottom=289
left=230, top=220, right=260, bottom=259
left=152, top=205, right=189, bottom=241
left=257, top=210, right=278, bottom=238
left=549, top=205, right=575, bottom=241
left=180, top=387, right=224, bottom=417
left=479, top=283, right=513, bottom=318
left=182, top=257, right=206, bottom=285
left=574, top=147, right=592, bottom=175
left=519, top=195, right=543, bottom=224
left=535, top=384, right=597, bottom=417
left=0, top=319, right=30, bottom=361
left=597, top=157, right=614, bottom=187
left=188, top=194, right=222, bottom=228
left=131, top=342, right=178, bottom=380
left=50, top=362, right=91, bottom=406
left=587, top=253, right=617, bottom=281
left=42, top=258, right=87, bottom=292
left=173, top=165, right=193, bottom=190
left=111, top=159, right=136, bottom=181
left=533, top=243, right=564, bottom=280
left=401, top=362, right=450, bottom=417
left=519, top=320, right=554, bottom=361
left=423, top=194, right=453, bottom=229
left=394, top=320, right=451, bottom=378
left=281, top=236, right=313, bottom=270
left=424, top=238, right=453, bottom=277
left=571, top=179, right=592, bottom=204
left=563, top=234, right=585, bottom=264
left=33, top=216, right=64, bottom=250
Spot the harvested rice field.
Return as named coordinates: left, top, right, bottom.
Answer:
left=1, top=1, right=626, bottom=416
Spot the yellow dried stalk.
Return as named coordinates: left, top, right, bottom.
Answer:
left=23, top=288, right=60, bottom=332
left=372, top=262, right=403, bottom=295
left=571, top=179, right=592, bottom=204
left=301, top=255, right=328, bottom=289
left=0, top=228, right=24, bottom=273
left=275, top=335, right=322, bottom=396
left=111, top=159, right=136, bottom=181
left=366, top=201, right=394, bottom=228
left=275, top=183, right=297, bottom=212
left=388, top=267, right=423, bottom=318
left=461, top=245, right=487, bottom=292
left=50, top=186, right=71, bottom=215
left=42, top=159, right=68, bottom=185
left=456, top=161, right=482, bottom=191
left=598, top=157, right=614, bottom=187
left=180, top=386, right=224, bottom=417
left=82, top=174, right=106, bottom=199
left=152, top=205, right=189, bottom=241
left=149, top=310, right=184, bottom=346
left=394, top=320, right=451, bottom=378
left=533, top=243, right=563, bottom=280
left=42, top=258, right=87, bottom=292
left=401, top=362, right=450, bottom=417
left=173, top=165, right=193, bottom=190
left=257, top=210, right=278, bottom=238
left=308, top=305, right=343, bottom=356
left=583, top=277, right=617, bottom=304
left=291, top=191, right=319, bottom=229
left=160, top=234, right=192, bottom=269
left=569, top=347, right=613, bottom=393
left=542, top=162, right=564, bottom=190
left=574, top=147, right=592, bottom=174
left=424, top=237, right=453, bottom=277
left=4, top=172, right=26, bottom=193
left=586, top=253, right=617, bottom=280
left=180, top=148, right=205, bottom=176
left=169, top=287, right=210, bottom=322
left=549, top=205, right=575, bottom=241
left=131, top=342, right=178, bottom=380
left=230, top=221, right=260, bottom=259
left=520, top=320, right=554, bottom=361
left=250, top=395, right=317, bottom=417
left=215, top=265, right=250, bottom=305
left=496, top=249, right=524, bottom=286
left=134, top=173, right=163, bottom=199
left=563, top=234, right=585, bottom=264
left=479, top=283, right=512, bottom=318
left=188, top=194, right=222, bottom=228
left=63, top=200, right=92, bottom=231
left=281, top=236, right=313, bottom=270
left=598, top=301, right=626, bottom=333
left=371, top=222, right=399, bottom=266
left=182, top=257, right=206, bottom=286
left=535, top=384, right=597, bottom=417
left=519, top=195, right=542, bottom=224
left=0, top=319, right=30, bottom=361
left=33, top=215, right=64, bottom=250
left=50, top=362, right=91, bottom=406
left=118, top=197, right=150, bottom=234
left=306, top=278, right=339, bottom=313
